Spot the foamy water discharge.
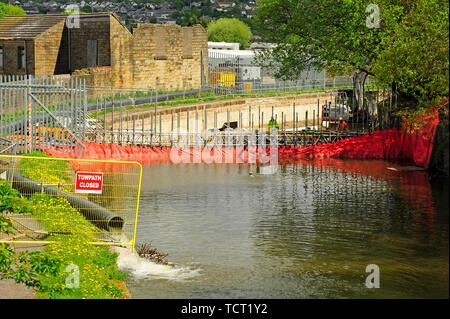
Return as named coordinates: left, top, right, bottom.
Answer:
left=111, top=245, right=201, bottom=281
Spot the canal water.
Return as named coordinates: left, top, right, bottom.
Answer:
left=122, top=160, right=448, bottom=298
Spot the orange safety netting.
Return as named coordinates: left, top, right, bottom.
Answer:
left=42, top=100, right=445, bottom=170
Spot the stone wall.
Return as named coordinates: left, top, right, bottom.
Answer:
left=69, top=16, right=111, bottom=72
left=54, top=26, right=69, bottom=75
left=72, top=66, right=114, bottom=98
left=0, top=13, right=208, bottom=92
left=109, top=16, right=207, bottom=90
left=35, top=15, right=111, bottom=76
left=0, top=40, right=34, bottom=76
left=34, top=20, right=66, bottom=76
left=106, top=92, right=335, bottom=134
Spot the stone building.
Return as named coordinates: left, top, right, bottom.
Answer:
left=0, top=13, right=208, bottom=90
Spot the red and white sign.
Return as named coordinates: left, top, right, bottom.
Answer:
left=75, top=172, right=104, bottom=194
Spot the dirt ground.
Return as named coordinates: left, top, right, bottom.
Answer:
left=0, top=202, right=46, bottom=300
left=0, top=243, right=45, bottom=299
left=0, top=278, right=36, bottom=299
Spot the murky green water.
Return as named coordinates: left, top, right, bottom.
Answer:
left=125, top=160, right=449, bottom=299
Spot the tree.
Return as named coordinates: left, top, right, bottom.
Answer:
left=197, top=16, right=210, bottom=29
left=207, top=18, right=252, bottom=49
left=63, top=9, right=81, bottom=15
left=372, top=0, right=449, bottom=104
left=254, top=0, right=389, bottom=78
left=0, top=3, right=26, bottom=19
left=254, top=0, right=449, bottom=105
left=81, top=5, right=93, bottom=13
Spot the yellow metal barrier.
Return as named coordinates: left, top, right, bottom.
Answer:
left=0, top=154, right=142, bottom=251
left=210, top=71, right=236, bottom=87
left=243, top=82, right=253, bottom=94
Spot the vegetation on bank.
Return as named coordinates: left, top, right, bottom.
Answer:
left=0, top=152, right=128, bottom=299
left=18, top=153, right=73, bottom=193
left=254, top=0, right=448, bottom=172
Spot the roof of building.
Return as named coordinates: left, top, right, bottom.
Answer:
left=0, top=14, right=67, bottom=40
left=208, top=42, right=240, bottom=50
left=208, top=49, right=255, bottom=58
left=249, top=42, right=277, bottom=50
left=0, top=12, right=125, bottom=40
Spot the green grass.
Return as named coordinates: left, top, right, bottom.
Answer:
left=90, top=92, right=235, bottom=119
left=89, top=86, right=340, bottom=120
left=87, top=87, right=211, bottom=105
left=30, top=194, right=127, bottom=299
left=18, top=152, right=72, bottom=192
left=0, top=103, right=78, bottom=125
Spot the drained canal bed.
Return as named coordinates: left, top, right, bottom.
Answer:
left=124, top=160, right=448, bottom=299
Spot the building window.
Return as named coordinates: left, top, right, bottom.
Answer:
left=155, top=26, right=167, bottom=60
left=183, top=28, right=193, bottom=59
left=87, top=40, right=98, bottom=67
left=18, top=46, right=25, bottom=70
left=0, top=45, right=3, bottom=69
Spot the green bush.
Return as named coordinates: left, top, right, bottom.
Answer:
left=207, top=18, right=252, bottom=49
left=0, top=3, right=26, bottom=19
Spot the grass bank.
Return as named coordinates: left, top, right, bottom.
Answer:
left=0, top=152, right=129, bottom=299
left=89, top=85, right=362, bottom=119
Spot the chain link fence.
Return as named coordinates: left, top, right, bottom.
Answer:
left=0, top=75, right=87, bottom=157
left=0, top=154, right=142, bottom=250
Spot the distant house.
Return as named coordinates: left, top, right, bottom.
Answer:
left=157, top=10, right=174, bottom=19
left=249, top=42, right=277, bottom=52
left=21, top=2, right=40, bottom=14
left=218, top=2, right=232, bottom=8
left=0, top=13, right=208, bottom=90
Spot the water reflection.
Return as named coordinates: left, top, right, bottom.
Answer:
left=128, top=160, right=448, bottom=298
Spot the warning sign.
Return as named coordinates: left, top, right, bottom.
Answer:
left=75, top=172, right=104, bottom=194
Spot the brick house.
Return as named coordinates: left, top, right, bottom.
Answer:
left=0, top=13, right=208, bottom=90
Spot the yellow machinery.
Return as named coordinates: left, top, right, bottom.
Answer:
left=210, top=71, right=236, bottom=87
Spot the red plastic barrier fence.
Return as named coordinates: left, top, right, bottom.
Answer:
left=43, top=102, right=443, bottom=169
